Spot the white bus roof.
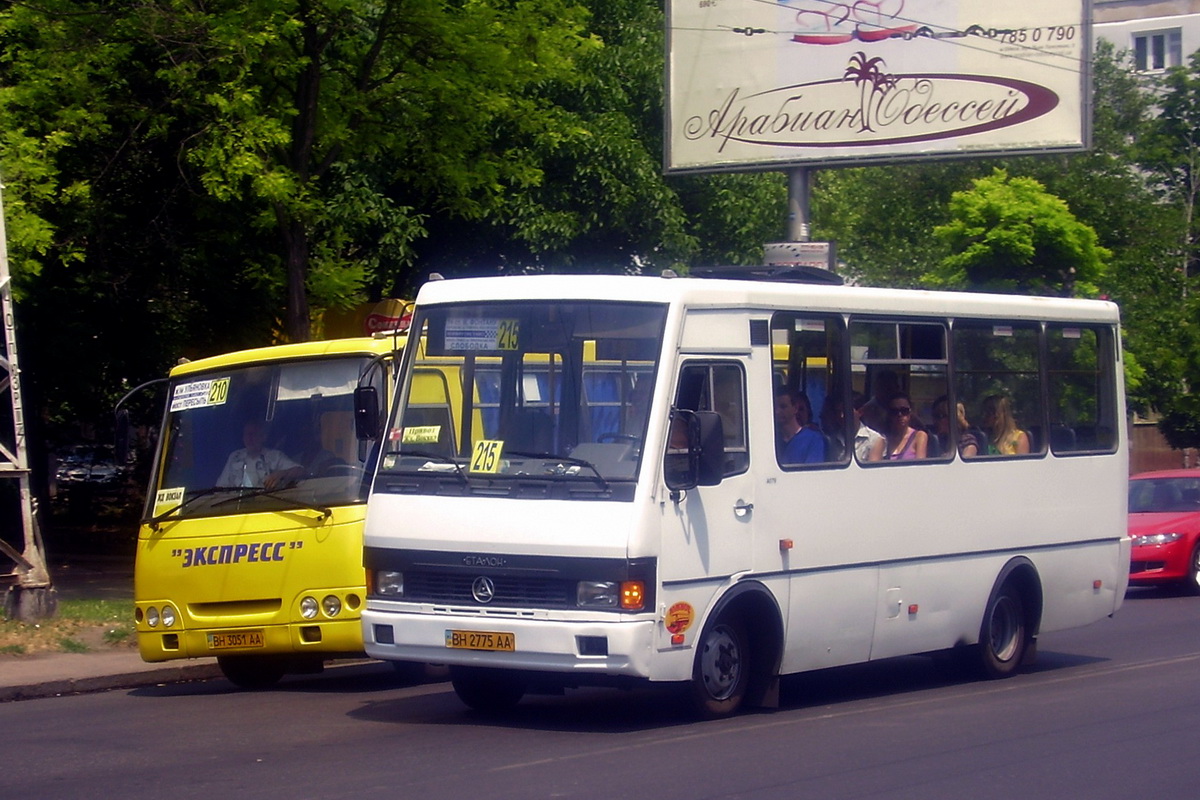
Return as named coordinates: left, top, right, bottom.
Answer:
left=413, top=274, right=1120, bottom=324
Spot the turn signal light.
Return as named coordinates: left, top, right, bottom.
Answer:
left=620, top=581, right=645, bottom=611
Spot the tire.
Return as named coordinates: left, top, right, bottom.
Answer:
left=689, top=614, right=749, bottom=718
left=217, top=655, right=288, bottom=689
left=978, top=585, right=1026, bottom=679
left=449, top=666, right=525, bottom=713
left=1185, top=543, right=1200, bottom=596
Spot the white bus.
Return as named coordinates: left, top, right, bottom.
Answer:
left=361, top=270, right=1128, bottom=716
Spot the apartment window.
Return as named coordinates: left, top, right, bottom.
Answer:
left=1134, top=29, right=1182, bottom=71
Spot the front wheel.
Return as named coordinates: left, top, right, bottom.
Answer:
left=217, top=655, right=287, bottom=689
left=978, top=585, right=1026, bottom=679
left=1185, top=543, right=1200, bottom=596
left=689, top=614, right=749, bottom=718
left=449, top=666, right=525, bottom=713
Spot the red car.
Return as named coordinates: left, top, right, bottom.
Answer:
left=1129, top=469, right=1200, bottom=592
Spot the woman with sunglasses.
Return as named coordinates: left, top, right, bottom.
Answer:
left=883, top=391, right=927, bottom=461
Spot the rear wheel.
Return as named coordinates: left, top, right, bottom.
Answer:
left=979, top=585, right=1026, bottom=679
left=689, top=613, right=749, bottom=718
left=217, top=655, right=287, bottom=689
left=449, top=666, right=525, bottom=713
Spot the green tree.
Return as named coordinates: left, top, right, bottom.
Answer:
left=134, top=0, right=598, bottom=341
left=1159, top=393, right=1200, bottom=450
left=0, top=0, right=793, bottom=448
left=1145, top=48, right=1200, bottom=289
left=414, top=0, right=785, bottom=276
left=926, top=169, right=1109, bottom=297
left=813, top=161, right=979, bottom=286
left=1137, top=46, right=1200, bottom=424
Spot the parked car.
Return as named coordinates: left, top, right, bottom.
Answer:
left=54, top=445, right=125, bottom=487
left=1129, top=470, right=1200, bottom=593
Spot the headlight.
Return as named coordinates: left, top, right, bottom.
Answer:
left=374, top=570, right=404, bottom=597
left=146, top=606, right=160, bottom=627
left=322, top=595, right=342, bottom=617
left=160, top=604, right=177, bottom=628
left=300, top=596, right=319, bottom=619
left=577, top=581, right=618, bottom=608
left=577, top=580, right=646, bottom=610
left=1135, top=532, right=1183, bottom=545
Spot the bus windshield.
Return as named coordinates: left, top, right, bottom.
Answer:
left=150, top=355, right=382, bottom=521
left=380, top=301, right=667, bottom=498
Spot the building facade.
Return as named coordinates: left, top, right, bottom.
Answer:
left=1094, top=0, right=1200, bottom=70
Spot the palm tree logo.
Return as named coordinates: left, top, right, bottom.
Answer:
left=843, top=51, right=898, bottom=132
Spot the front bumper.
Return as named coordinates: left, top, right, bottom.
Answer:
left=362, top=604, right=658, bottom=679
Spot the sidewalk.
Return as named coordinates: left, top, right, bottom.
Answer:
left=1, top=556, right=222, bottom=702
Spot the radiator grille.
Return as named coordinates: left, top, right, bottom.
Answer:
left=405, top=571, right=574, bottom=608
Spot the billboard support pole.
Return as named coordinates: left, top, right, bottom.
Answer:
left=787, top=167, right=810, bottom=243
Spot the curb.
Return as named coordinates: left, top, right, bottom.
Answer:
left=0, top=662, right=224, bottom=703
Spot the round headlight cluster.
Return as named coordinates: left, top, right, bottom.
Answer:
left=143, top=604, right=178, bottom=628
left=299, top=594, right=344, bottom=619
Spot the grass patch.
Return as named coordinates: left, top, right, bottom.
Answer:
left=58, top=598, right=135, bottom=624
left=103, top=627, right=132, bottom=645
left=0, top=598, right=135, bottom=656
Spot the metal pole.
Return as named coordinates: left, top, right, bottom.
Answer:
left=0, top=179, right=56, bottom=621
left=787, top=167, right=811, bottom=243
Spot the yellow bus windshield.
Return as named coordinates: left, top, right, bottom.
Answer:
left=151, top=353, right=385, bottom=521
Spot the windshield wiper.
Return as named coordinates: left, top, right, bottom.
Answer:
left=210, top=486, right=333, bottom=519
left=390, top=449, right=469, bottom=484
left=144, top=486, right=243, bottom=531
left=504, top=451, right=609, bottom=491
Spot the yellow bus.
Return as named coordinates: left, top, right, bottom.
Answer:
left=135, top=333, right=404, bottom=688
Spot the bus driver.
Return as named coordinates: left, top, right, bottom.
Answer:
left=217, top=419, right=305, bottom=489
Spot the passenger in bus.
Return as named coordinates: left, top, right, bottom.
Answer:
left=932, top=396, right=980, bottom=458
left=775, top=388, right=825, bottom=464
left=883, top=392, right=928, bottom=461
left=860, top=369, right=901, bottom=434
left=217, top=419, right=305, bottom=489
left=980, top=394, right=1031, bottom=456
left=851, top=391, right=884, bottom=462
left=820, top=395, right=847, bottom=461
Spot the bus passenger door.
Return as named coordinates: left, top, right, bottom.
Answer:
left=660, top=360, right=755, bottom=584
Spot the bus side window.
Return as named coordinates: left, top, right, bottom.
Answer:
left=953, top=322, right=1042, bottom=458
left=772, top=313, right=848, bottom=467
left=1046, top=325, right=1118, bottom=454
left=675, top=362, right=748, bottom=476
left=849, top=319, right=948, bottom=463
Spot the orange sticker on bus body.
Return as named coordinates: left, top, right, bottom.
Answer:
left=665, top=602, right=694, bottom=634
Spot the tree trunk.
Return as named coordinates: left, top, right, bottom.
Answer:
left=282, top=217, right=311, bottom=343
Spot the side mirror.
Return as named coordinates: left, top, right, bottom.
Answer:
left=664, top=408, right=725, bottom=492
left=353, top=386, right=381, bottom=440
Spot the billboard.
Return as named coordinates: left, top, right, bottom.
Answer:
left=666, top=0, right=1090, bottom=173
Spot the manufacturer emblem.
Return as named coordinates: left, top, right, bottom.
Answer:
left=471, top=576, right=496, bottom=604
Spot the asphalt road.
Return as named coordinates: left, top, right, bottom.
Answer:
left=5, top=584, right=1200, bottom=800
